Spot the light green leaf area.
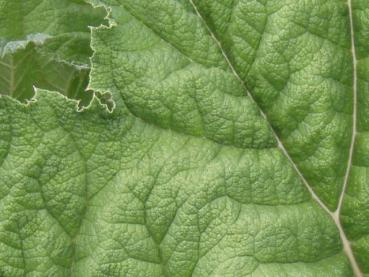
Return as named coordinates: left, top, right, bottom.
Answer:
left=0, top=89, right=350, bottom=276
left=91, top=0, right=353, bottom=210
left=1, top=0, right=369, bottom=276
left=0, top=0, right=107, bottom=103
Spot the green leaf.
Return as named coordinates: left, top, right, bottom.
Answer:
left=341, top=0, right=369, bottom=274
left=0, top=41, right=92, bottom=104
left=0, top=0, right=107, bottom=103
left=0, top=0, right=369, bottom=276
left=0, top=0, right=107, bottom=64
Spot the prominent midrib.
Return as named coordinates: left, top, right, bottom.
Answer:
left=188, top=0, right=362, bottom=275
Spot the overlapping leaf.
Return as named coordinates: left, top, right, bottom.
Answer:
left=0, top=0, right=107, bottom=103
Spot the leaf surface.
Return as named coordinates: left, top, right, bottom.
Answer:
left=341, top=0, right=369, bottom=274
left=1, top=0, right=369, bottom=276
left=0, top=0, right=107, bottom=102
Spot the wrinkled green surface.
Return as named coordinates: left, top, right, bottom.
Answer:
left=1, top=0, right=369, bottom=276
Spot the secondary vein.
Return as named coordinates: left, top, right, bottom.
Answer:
left=187, top=0, right=330, bottom=213
left=337, top=0, right=358, bottom=217
left=188, top=0, right=362, bottom=275
left=333, top=0, right=361, bottom=276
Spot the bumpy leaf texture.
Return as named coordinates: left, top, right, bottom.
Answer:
left=0, top=0, right=368, bottom=276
